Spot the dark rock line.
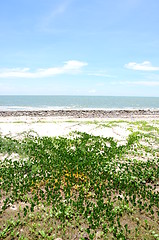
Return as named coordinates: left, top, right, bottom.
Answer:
left=0, top=109, right=159, bottom=118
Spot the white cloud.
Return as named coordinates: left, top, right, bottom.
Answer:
left=88, top=89, right=96, bottom=93
left=0, top=60, right=88, bottom=78
left=119, top=81, right=159, bottom=86
left=124, top=61, right=159, bottom=71
left=40, top=0, right=72, bottom=31
left=88, top=73, right=113, bottom=77
left=46, top=1, right=69, bottom=20
left=88, top=71, right=115, bottom=78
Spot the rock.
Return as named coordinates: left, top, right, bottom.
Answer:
left=0, top=109, right=159, bottom=118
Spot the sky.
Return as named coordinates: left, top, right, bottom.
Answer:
left=0, top=0, right=159, bottom=96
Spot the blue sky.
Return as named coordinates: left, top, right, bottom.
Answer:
left=0, top=0, right=159, bottom=96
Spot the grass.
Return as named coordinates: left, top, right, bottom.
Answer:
left=0, top=120, right=159, bottom=239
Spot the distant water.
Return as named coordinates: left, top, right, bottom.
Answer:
left=0, top=96, right=159, bottom=111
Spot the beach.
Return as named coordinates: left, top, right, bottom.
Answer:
left=0, top=109, right=159, bottom=141
left=1, top=110, right=159, bottom=239
left=1, top=97, right=159, bottom=140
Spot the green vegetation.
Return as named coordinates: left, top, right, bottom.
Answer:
left=0, top=122, right=159, bottom=239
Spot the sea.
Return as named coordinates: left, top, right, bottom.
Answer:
left=0, top=95, right=159, bottom=111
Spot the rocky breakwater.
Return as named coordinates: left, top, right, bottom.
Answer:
left=0, top=109, right=159, bottom=118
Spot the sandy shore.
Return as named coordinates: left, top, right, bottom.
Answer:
left=0, top=116, right=129, bottom=141
left=0, top=109, right=159, bottom=144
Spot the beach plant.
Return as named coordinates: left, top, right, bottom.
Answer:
left=0, top=123, right=159, bottom=239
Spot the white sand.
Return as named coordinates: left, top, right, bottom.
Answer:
left=0, top=116, right=131, bottom=142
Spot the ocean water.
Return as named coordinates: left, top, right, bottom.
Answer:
left=0, top=96, right=159, bottom=111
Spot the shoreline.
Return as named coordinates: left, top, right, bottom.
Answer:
left=1, top=109, right=159, bottom=118
left=0, top=111, right=159, bottom=140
